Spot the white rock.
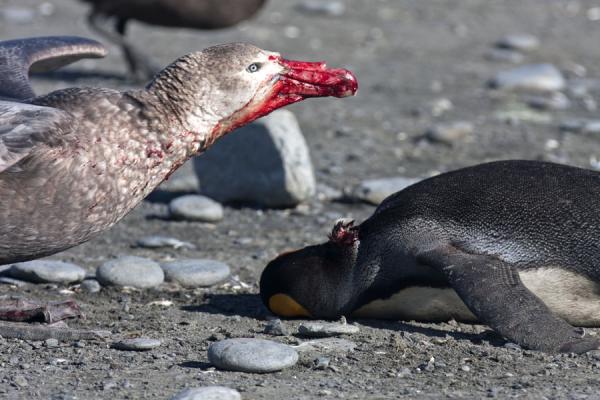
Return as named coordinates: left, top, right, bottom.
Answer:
left=351, top=177, right=420, bottom=205
left=169, top=195, right=223, bottom=222
left=194, top=110, right=316, bottom=207
left=171, top=386, right=241, bottom=400
left=490, top=64, right=565, bottom=92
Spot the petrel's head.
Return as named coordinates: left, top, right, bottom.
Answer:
left=149, top=43, right=357, bottom=144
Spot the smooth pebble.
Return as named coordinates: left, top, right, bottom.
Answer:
left=351, top=177, right=420, bottom=205
left=296, top=0, right=346, bottom=16
left=495, top=33, right=540, bottom=52
left=426, top=121, right=474, bottom=145
left=80, top=279, right=101, bottom=293
left=171, top=386, right=241, bottom=400
left=161, top=259, right=230, bottom=288
left=97, top=256, right=164, bottom=288
left=490, top=63, right=565, bottom=92
left=112, top=338, right=162, bottom=351
left=9, top=260, right=86, bottom=284
left=169, top=195, right=224, bottom=222
left=136, top=235, right=195, bottom=250
left=208, top=338, right=298, bottom=373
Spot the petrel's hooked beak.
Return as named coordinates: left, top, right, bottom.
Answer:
left=273, top=56, right=358, bottom=99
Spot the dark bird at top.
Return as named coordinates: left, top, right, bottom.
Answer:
left=0, top=35, right=357, bottom=266
left=261, top=160, right=600, bottom=354
left=81, top=0, right=267, bottom=79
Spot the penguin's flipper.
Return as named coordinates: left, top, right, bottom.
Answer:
left=417, top=245, right=600, bottom=354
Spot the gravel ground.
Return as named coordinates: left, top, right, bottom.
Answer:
left=2, top=0, right=600, bottom=398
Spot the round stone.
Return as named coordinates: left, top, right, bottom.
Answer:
left=352, top=176, right=420, bottom=205
left=297, top=321, right=360, bottom=338
left=171, top=386, right=241, bottom=400
left=112, top=338, right=162, bottom=351
left=208, top=338, right=298, bottom=373
left=97, top=256, right=164, bottom=288
left=161, top=259, right=230, bottom=288
left=490, top=63, right=565, bottom=92
left=80, top=279, right=101, bottom=293
left=9, top=260, right=86, bottom=284
left=169, top=195, right=223, bottom=222
left=496, top=33, right=540, bottom=52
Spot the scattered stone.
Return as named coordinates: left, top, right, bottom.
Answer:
left=264, top=319, right=289, bottom=336
left=494, top=107, right=553, bottom=124
left=171, top=386, right=241, bottom=400
left=9, top=261, right=86, bottom=284
left=483, top=48, right=524, bottom=64
left=298, top=321, right=360, bottom=338
left=112, top=338, right=162, bottom=351
left=80, top=279, right=101, bottom=293
left=294, top=338, right=357, bottom=354
left=97, top=256, right=164, bottom=288
left=169, top=195, right=224, bottom=222
left=461, top=365, right=471, bottom=372
left=526, top=92, right=571, bottom=110
left=136, top=235, right=195, bottom=250
left=296, top=0, right=346, bottom=17
left=45, top=338, right=59, bottom=348
left=504, top=342, right=522, bottom=351
left=13, top=375, right=28, bottom=387
left=194, top=109, right=316, bottom=208
left=426, top=121, right=474, bottom=145
left=428, top=98, right=453, bottom=117
left=495, top=33, right=540, bottom=52
left=161, top=259, right=230, bottom=288
left=313, top=356, right=330, bottom=370
left=490, top=64, right=565, bottom=92
left=350, top=176, right=420, bottom=205
left=208, top=338, right=298, bottom=373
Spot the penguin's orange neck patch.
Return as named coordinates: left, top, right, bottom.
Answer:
left=269, top=293, right=312, bottom=318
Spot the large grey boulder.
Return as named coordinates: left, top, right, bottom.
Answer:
left=193, top=110, right=316, bottom=207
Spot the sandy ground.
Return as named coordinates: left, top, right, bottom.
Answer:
left=2, top=0, right=600, bottom=398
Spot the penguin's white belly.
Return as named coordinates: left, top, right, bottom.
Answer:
left=352, top=268, right=600, bottom=326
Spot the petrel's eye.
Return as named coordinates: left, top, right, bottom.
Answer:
left=247, top=63, right=261, bottom=73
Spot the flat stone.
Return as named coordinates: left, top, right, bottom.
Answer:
left=495, top=33, right=540, bottom=52
left=351, top=176, right=420, bottom=205
left=80, top=279, right=101, bottom=293
left=169, top=195, right=223, bottom=222
left=112, top=338, right=162, bottom=351
left=194, top=109, right=316, bottom=208
left=298, top=321, right=360, bottom=337
left=483, top=48, right=524, bottom=64
left=0, top=276, right=28, bottom=286
left=208, top=338, right=298, bottom=373
left=426, top=121, right=474, bottom=145
left=296, top=0, right=346, bottom=17
left=294, top=338, right=357, bottom=354
left=490, top=64, right=565, bottom=92
left=9, top=260, right=86, bottom=284
left=161, top=259, right=230, bottom=288
left=171, top=386, right=241, bottom=400
left=136, top=235, right=195, bottom=250
left=97, top=256, right=164, bottom=288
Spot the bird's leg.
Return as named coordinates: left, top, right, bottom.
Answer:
left=88, top=12, right=160, bottom=82
left=0, top=296, right=82, bottom=323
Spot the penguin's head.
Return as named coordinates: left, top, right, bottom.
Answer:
left=259, top=219, right=359, bottom=319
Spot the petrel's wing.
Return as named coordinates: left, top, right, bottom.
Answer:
left=0, top=36, right=107, bottom=100
left=0, top=100, right=73, bottom=173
